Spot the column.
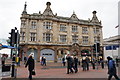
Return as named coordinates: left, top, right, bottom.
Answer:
left=54, top=47, right=57, bottom=63
left=23, top=47, right=28, bottom=57
left=37, top=47, right=40, bottom=62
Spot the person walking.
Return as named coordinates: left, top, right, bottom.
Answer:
left=43, top=57, right=46, bottom=66
left=12, top=55, right=16, bottom=63
left=40, top=57, right=44, bottom=66
left=82, top=59, right=87, bottom=71
left=116, top=57, right=119, bottom=67
left=1, top=55, right=6, bottom=66
left=66, top=54, right=74, bottom=74
left=85, top=57, right=90, bottom=71
left=62, top=57, right=66, bottom=66
left=91, top=58, right=95, bottom=69
left=100, top=58, right=104, bottom=69
left=107, top=56, right=120, bottom=80
left=24, top=56, right=27, bottom=64
left=73, top=56, right=78, bottom=73
left=16, top=56, right=21, bottom=66
left=25, top=55, right=35, bottom=80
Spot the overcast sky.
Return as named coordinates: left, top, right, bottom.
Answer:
left=0, top=0, right=119, bottom=39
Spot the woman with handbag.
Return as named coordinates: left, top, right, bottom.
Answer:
left=25, top=55, right=35, bottom=80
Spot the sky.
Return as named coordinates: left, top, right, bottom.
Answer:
left=0, top=0, right=119, bottom=39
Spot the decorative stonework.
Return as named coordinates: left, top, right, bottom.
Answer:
left=19, top=2, right=104, bottom=62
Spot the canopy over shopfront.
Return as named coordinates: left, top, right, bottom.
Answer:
left=0, top=43, right=16, bottom=49
left=2, top=45, right=16, bottom=49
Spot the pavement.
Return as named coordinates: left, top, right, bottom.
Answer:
left=1, top=61, right=120, bottom=79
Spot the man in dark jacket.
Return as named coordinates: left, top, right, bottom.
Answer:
left=66, top=54, right=74, bottom=74
left=85, top=57, right=90, bottom=70
left=62, top=57, right=66, bottom=66
left=1, top=55, right=6, bottom=65
left=73, top=56, right=78, bottom=73
left=107, top=56, right=120, bottom=80
left=12, top=55, right=16, bottom=63
left=43, top=57, right=46, bottom=66
left=25, top=55, right=35, bottom=80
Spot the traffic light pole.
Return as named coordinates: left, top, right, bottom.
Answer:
left=95, top=43, right=98, bottom=70
left=9, top=27, right=19, bottom=78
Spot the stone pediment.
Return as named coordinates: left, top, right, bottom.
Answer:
left=91, top=11, right=99, bottom=23
left=70, top=12, right=79, bottom=21
left=42, top=2, right=54, bottom=16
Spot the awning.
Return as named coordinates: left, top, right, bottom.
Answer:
left=2, top=45, right=16, bottom=49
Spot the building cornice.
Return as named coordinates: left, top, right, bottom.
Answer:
left=20, top=14, right=102, bottom=27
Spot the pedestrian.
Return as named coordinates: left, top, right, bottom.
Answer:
left=85, top=57, right=90, bottom=70
left=62, top=57, right=66, bottom=66
left=100, top=58, right=104, bottom=69
left=107, top=56, right=120, bottom=80
left=12, top=55, right=16, bottom=63
left=116, top=57, right=119, bottom=67
left=66, top=54, right=74, bottom=74
left=16, top=56, right=21, bottom=66
left=25, top=55, right=35, bottom=80
left=40, top=56, right=44, bottom=66
left=24, top=56, right=27, bottom=64
left=73, top=56, right=78, bottom=73
left=78, top=59, right=80, bottom=66
left=1, top=55, right=6, bottom=65
left=82, top=58, right=87, bottom=71
left=43, top=57, right=46, bottom=66
left=91, top=58, right=95, bottom=69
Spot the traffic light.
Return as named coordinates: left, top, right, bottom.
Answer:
left=8, top=28, right=20, bottom=47
left=92, top=43, right=100, bottom=53
left=93, top=44, right=96, bottom=52
left=15, top=30, right=20, bottom=44
left=97, top=43, right=100, bottom=52
left=8, top=29, right=15, bottom=47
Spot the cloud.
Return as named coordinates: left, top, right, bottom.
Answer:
left=0, top=0, right=119, bottom=39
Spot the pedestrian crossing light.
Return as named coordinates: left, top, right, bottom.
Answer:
left=8, top=29, right=15, bottom=47
left=92, top=43, right=100, bottom=53
left=93, top=44, right=96, bottom=52
left=97, top=43, right=100, bottom=52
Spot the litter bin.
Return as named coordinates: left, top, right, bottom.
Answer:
left=2, top=64, right=11, bottom=72
left=2, top=64, right=11, bottom=77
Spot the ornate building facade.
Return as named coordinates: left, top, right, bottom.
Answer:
left=19, top=2, right=103, bottom=62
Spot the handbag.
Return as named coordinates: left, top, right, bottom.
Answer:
left=32, top=70, right=36, bottom=75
